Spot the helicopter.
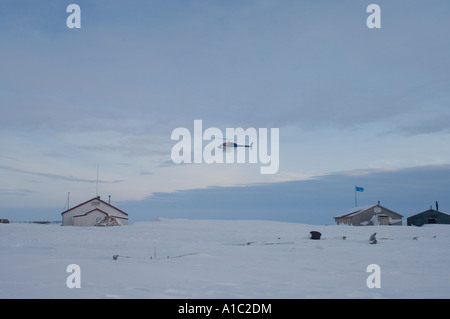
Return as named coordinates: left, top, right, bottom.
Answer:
left=218, top=141, right=254, bottom=150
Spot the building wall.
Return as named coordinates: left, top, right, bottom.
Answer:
left=335, top=217, right=352, bottom=225
left=335, top=205, right=403, bottom=226
left=407, top=210, right=450, bottom=226
left=351, top=207, right=376, bottom=226
left=74, top=210, right=107, bottom=227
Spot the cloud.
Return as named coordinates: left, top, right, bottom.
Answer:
left=0, top=165, right=124, bottom=184
left=0, top=188, right=36, bottom=196
left=120, top=164, right=450, bottom=224
left=157, top=160, right=181, bottom=168
left=2, top=1, right=449, bottom=136
left=1, top=1, right=450, bottom=212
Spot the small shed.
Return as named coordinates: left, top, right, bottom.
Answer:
left=334, top=202, right=403, bottom=226
left=407, top=208, right=450, bottom=226
left=61, top=196, right=128, bottom=226
left=310, top=231, right=322, bottom=240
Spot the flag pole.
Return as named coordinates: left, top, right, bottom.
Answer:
left=354, top=186, right=364, bottom=206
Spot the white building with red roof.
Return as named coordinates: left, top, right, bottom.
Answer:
left=61, top=196, right=128, bottom=226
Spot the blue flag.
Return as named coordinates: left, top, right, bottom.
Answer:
left=355, top=186, right=364, bottom=192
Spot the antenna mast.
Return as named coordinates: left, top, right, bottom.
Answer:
left=96, top=164, right=99, bottom=197
left=63, top=192, right=70, bottom=211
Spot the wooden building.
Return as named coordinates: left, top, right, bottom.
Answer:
left=334, top=202, right=403, bottom=226
left=61, top=196, right=128, bottom=226
left=407, top=208, right=450, bottom=226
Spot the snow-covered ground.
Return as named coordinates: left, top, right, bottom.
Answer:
left=1, top=219, right=449, bottom=298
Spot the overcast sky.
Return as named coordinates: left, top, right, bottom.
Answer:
left=1, top=1, right=449, bottom=223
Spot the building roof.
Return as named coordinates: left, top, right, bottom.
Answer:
left=334, top=204, right=403, bottom=219
left=407, top=208, right=450, bottom=219
left=61, top=196, right=128, bottom=216
left=334, top=205, right=374, bottom=218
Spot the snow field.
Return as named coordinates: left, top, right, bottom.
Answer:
left=0, top=219, right=449, bottom=298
